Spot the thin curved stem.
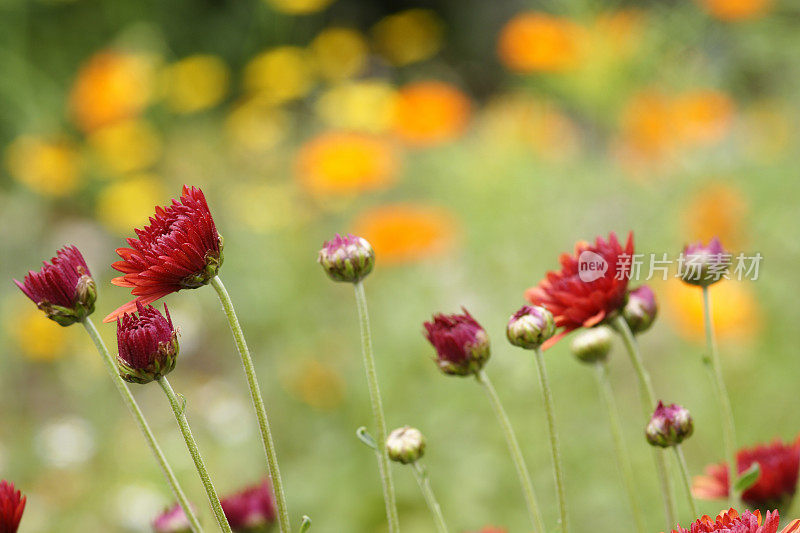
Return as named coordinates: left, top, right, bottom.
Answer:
left=674, top=445, right=699, bottom=518
left=702, top=286, right=739, bottom=509
left=81, top=318, right=203, bottom=533
left=614, top=315, right=678, bottom=529
left=533, top=348, right=568, bottom=533
left=412, top=462, right=448, bottom=533
left=594, top=362, right=646, bottom=533
left=210, top=276, right=291, bottom=533
left=476, top=369, right=545, bottom=533
left=158, top=376, right=231, bottom=533
left=353, top=281, right=399, bottom=532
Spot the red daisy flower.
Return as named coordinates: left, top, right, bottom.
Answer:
left=423, top=308, right=491, bottom=376
left=219, top=480, right=276, bottom=531
left=525, top=231, right=634, bottom=348
left=0, top=480, right=26, bottom=533
left=104, top=185, right=223, bottom=323
left=669, top=508, right=800, bottom=533
left=692, top=440, right=800, bottom=511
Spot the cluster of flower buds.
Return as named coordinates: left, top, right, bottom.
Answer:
left=570, top=326, right=614, bottom=364
left=386, top=426, right=426, bottom=464
left=646, top=401, right=694, bottom=448
left=680, top=238, right=731, bottom=287
left=506, top=305, right=555, bottom=350
left=623, top=286, right=658, bottom=334
left=116, top=302, right=179, bottom=384
left=318, top=233, right=375, bottom=283
left=424, top=308, right=491, bottom=376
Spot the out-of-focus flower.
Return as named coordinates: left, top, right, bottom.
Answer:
left=392, top=81, right=471, bottom=146
left=105, top=185, right=223, bottom=322
left=698, top=0, right=772, bottom=21
left=617, top=90, right=678, bottom=162
left=161, top=55, right=229, bottom=114
left=220, top=481, right=277, bottom=531
left=592, top=10, right=646, bottom=57
left=372, top=9, right=444, bottom=66
left=244, top=47, right=314, bottom=104
left=225, top=96, right=289, bottom=153
left=423, top=308, right=490, bottom=376
left=226, top=182, right=310, bottom=233
left=670, top=508, right=796, bottom=533
left=680, top=238, right=731, bottom=287
left=153, top=503, right=192, bottom=533
left=315, top=81, right=397, bottom=133
left=352, top=203, right=459, bottom=264
left=295, top=131, right=398, bottom=196
left=673, top=90, right=735, bottom=145
left=35, top=416, right=96, bottom=468
left=87, top=119, right=162, bottom=175
left=525, top=232, right=634, bottom=348
left=386, top=426, right=426, bottom=464
left=285, top=359, right=345, bottom=411
left=646, top=401, right=693, bottom=448
left=310, top=28, right=368, bottom=81
left=14, top=246, right=96, bottom=326
left=693, top=440, right=800, bottom=511
left=506, top=305, right=556, bottom=350
left=744, top=102, right=795, bottom=161
left=10, top=306, right=72, bottom=361
left=684, top=183, right=748, bottom=249
left=623, top=285, right=658, bottom=334
left=570, top=326, right=614, bottom=364
left=317, top=233, right=374, bottom=283
left=0, top=480, right=26, bottom=533
left=5, top=136, right=81, bottom=196
left=264, top=0, right=334, bottom=15
left=498, top=12, right=583, bottom=73
left=69, top=51, right=156, bottom=132
left=96, top=175, right=167, bottom=234
left=116, top=302, right=178, bottom=384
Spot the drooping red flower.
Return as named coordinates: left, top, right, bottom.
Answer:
left=116, top=301, right=179, bottom=384
left=0, top=480, right=26, bottom=533
left=104, top=185, right=223, bottom=323
left=219, top=480, right=277, bottom=532
left=423, top=308, right=491, bottom=376
left=692, top=440, right=800, bottom=511
left=525, top=231, right=634, bottom=348
left=668, top=508, right=800, bottom=533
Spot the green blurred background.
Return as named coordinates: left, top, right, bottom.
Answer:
left=2, top=0, right=800, bottom=531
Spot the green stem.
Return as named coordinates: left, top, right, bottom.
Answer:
left=411, top=462, right=448, bottom=533
left=674, top=445, right=699, bottom=518
left=475, top=369, right=545, bottom=533
left=81, top=318, right=203, bottom=533
left=594, top=362, right=646, bottom=533
left=158, top=376, right=231, bottom=533
left=353, top=281, right=399, bottom=532
left=533, top=348, right=568, bottom=533
left=613, top=315, right=678, bottom=529
left=209, top=276, right=292, bottom=533
left=702, top=286, right=739, bottom=509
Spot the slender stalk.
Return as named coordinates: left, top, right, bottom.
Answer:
left=702, top=286, right=739, bottom=508
left=352, top=281, right=399, bottom=532
left=475, top=369, right=545, bottom=533
left=411, top=462, right=448, bottom=533
left=613, top=315, right=678, bottom=528
left=81, top=318, right=203, bottom=533
left=674, top=445, right=699, bottom=518
left=593, top=362, right=646, bottom=533
left=158, top=376, right=231, bottom=533
left=209, top=276, right=291, bottom=533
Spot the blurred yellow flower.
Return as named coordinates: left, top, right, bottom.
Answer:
left=69, top=51, right=156, bottom=132
left=244, top=47, right=314, bottom=104
left=699, top=0, right=771, bottom=21
left=498, top=12, right=583, bottom=73
left=227, top=182, right=310, bottom=233
left=392, top=81, right=471, bottom=146
left=225, top=96, right=289, bottom=153
left=10, top=307, right=71, bottom=361
left=295, top=131, right=398, bottom=196
left=5, top=136, right=81, bottom=196
left=593, top=10, right=646, bottom=55
left=352, top=203, right=459, bottom=264
left=161, top=55, right=230, bottom=114
left=285, top=359, right=345, bottom=411
left=87, top=119, right=162, bottom=176
left=310, top=28, right=368, bottom=81
left=95, top=175, right=166, bottom=234
left=744, top=102, right=794, bottom=160
left=315, top=81, right=397, bottom=133
left=372, top=9, right=444, bottom=66
left=264, top=0, right=335, bottom=15
left=683, top=183, right=748, bottom=249
left=673, top=90, right=735, bottom=145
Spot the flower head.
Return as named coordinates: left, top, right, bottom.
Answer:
left=669, top=508, right=798, bottom=533
left=525, top=231, right=634, bottom=348
left=506, top=305, right=555, bottom=350
left=104, top=185, right=223, bottom=322
left=423, top=308, right=490, bottom=376
left=317, top=234, right=374, bottom=283
left=646, top=401, right=694, bottom=448
left=386, top=426, right=426, bottom=464
left=570, top=326, right=614, bottom=364
left=624, top=285, right=658, bottom=334
left=117, top=302, right=179, bottom=384
left=0, top=480, right=25, bottom=533
left=14, top=246, right=96, bottom=326
left=680, top=237, right=731, bottom=287
left=220, top=480, right=277, bottom=532
left=152, top=503, right=192, bottom=533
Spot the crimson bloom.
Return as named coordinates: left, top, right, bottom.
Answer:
left=14, top=245, right=96, bottom=326
left=219, top=480, right=277, bottom=532
left=423, top=308, right=490, bottom=376
left=117, top=302, right=179, bottom=384
left=693, top=440, right=800, bottom=512
left=669, top=508, right=800, bottom=533
left=104, top=185, right=223, bottom=323
left=0, top=480, right=25, bottom=533
left=525, top=231, right=634, bottom=348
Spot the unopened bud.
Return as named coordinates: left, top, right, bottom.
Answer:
left=623, top=286, right=658, bottom=334
left=318, top=234, right=375, bottom=283
left=386, top=426, right=426, bottom=464
left=646, top=401, right=693, bottom=448
left=506, top=305, right=556, bottom=350
left=570, top=326, right=613, bottom=364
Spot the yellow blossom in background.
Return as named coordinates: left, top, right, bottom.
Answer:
left=352, top=203, right=459, bottom=264
left=683, top=183, right=749, bottom=248
left=284, top=359, right=345, bottom=411
left=69, top=51, right=157, bottom=132
left=593, top=10, right=646, bottom=56
left=673, top=90, right=735, bottom=145
left=225, top=96, right=289, bottom=153
left=264, top=0, right=335, bottom=15
left=744, top=101, right=795, bottom=160
left=372, top=9, right=444, bottom=66
left=497, top=12, right=583, bottom=73
left=226, top=182, right=311, bottom=233
left=10, top=307, right=71, bottom=361
left=295, top=131, right=398, bottom=196
left=315, top=81, right=397, bottom=133
left=5, top=136, right=81, bottom=196
left=244, top=47, right=314, bottom=104
left=392, top=81, right=471, bottom=146
left=310, top=28, right=368, bottom=82
left=161, top=55, right=230, bottom=114
left=95, top=175, right=166, bottom=234
left=698, top=0, right=771, bottom=21
left=87, top=119, right=162, bottom=176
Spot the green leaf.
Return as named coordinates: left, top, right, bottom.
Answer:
left=734, top=463, right=761, bottom=493
left=299, top=515, right=312, bottom=533
left=355, top=426, right=378, bottom=451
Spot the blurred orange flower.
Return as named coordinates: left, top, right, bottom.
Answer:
left=683, top=183, right=749, bottom=248
left=673, top=90, right=735, bottom=145
left=699, top=0, right=772, bottom=21
left=285, top=359, right=345, bottom=411
left=296, top=131, right=398, bottom=196
left=352, top=203, right=459, bottom=264
left=618, top=90, right=677, bottom=160
left=497, top=12, right=583, bottom=73
left=5, top=136, right=82, bottom=196
left=392, top=81, right=471, bottom=146
left=69, top=51, right=156, bottom=132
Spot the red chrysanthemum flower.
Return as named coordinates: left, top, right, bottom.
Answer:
left=116, top=302, right=179, bottom=385
left=669, top=508, right=800, bottom=533
left=525, top=231, right=634, bottom=348
left=693, top=440, right=800, bottom=511
left=104, top=185, right=223, bottom=323
left=423, top=308, right=491, bottom=376
left=0, top=480, right=26, bottom=533
left=219, top=480, right=277, bottom=531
